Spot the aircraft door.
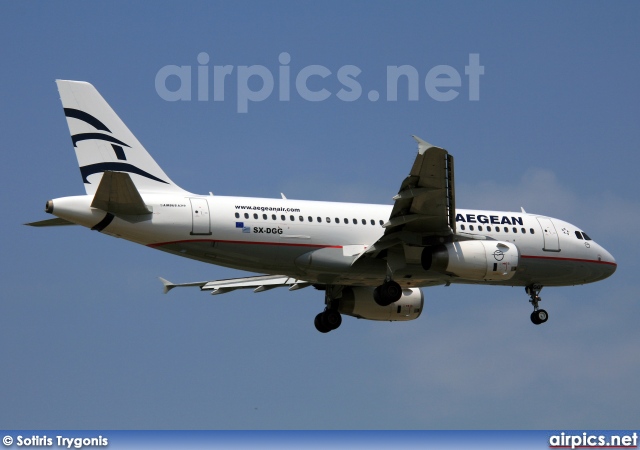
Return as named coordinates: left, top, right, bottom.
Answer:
left=536, top=217, right=560, bottom=252
left=189, top=198, right=211, bottom=235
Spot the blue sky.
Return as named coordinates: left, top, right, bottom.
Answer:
left=1, top=1, right=639, bottom=429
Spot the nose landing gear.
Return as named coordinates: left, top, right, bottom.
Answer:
left=526, top=285, right=548, bottom=325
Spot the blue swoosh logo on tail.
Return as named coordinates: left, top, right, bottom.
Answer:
left=80, top=163, right=169, bottom=184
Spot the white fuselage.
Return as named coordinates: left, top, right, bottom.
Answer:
left=50, top=192, right=617, bottom=289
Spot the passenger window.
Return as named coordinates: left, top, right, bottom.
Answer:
left=299, top=216, right=303, bottom=222
left=263, top=214, right=267, bottom=220
left=326, top=217, right=331, bottom=223
left=521, top=228, right=526, bottom=234
left=244, top=213, right=249, bottom=219
left=487, top=226, right=492, bottom=232
left=344, top=218, right=348, bottom=224
left=290, top=215, right=294, bottom=221
left=504, top=227, right=509, bottom=233
left=478, top=226, right=483, bottom=231
left=469, top=225, right=474, bottom=231
left=461, top=224, right=466, bottom=231
left=272, top=214, right=276, bottom=220
left=582, top=232, right=592, bottom=241
left=281, top=215, right=286, bottom=221
left=530, top=228, right=535, bottom=234
left=370, top=219, right=375, bottom=225
left=513, top=227, right=517, bottom=233
left=253, top=213, right=258, bottom=219
left=379, top=220, right=384, bottom=226
left=317, top=217, right=321, bottom=223
left=235, top=212, right=240, bottom=218
left=335, top=218, right=340, bottom=223
left=353, top=219, right=357, bottom=224
left=361, top=219, right=366, bottom=225
left=308, top=216, right=313, bottom=222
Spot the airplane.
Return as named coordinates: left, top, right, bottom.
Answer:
left=27, top=80, right=617, bottom=333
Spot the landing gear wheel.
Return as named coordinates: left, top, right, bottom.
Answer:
left=322, top=309, right=342, bottom=330
left=374, top=280, right=403, bottom=306
left=314, top=310, right=342, bottom=333
left=530, top=309, right=548, bottom=325
left=314, top=313, right=330, bottom=333
left=526, top=284, right=548, bottom=325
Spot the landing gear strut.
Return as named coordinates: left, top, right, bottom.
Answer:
left=526, top=284, right=548, bottom=325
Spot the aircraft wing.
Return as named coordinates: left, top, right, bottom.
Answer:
left=159, top=274, right=311, bottom=295
left=361, top=136, right=456, bottom=257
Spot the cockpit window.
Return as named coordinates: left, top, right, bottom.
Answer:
left=575, top=231, right=583, bottom=240
left=582, top=232, right=592, bottom=241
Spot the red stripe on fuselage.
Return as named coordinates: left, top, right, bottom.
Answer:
left=147, top=241, right=615, bottom=267
left=148, top=239, right=343, bottom=249
left=521, top=254, right=617, bottom=266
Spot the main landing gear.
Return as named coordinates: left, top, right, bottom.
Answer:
left=526, top=284, right=548, bottom=325
left=313, top=280, right=404, bottom=333
left=314, top=286, right=343, bottom=333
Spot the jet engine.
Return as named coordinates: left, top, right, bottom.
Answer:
left=421, top=240, right=519, bottom=281
left=337, top=286, right=423, bottom=321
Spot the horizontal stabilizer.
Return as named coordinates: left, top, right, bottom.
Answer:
left=159, top=277, right=207, bottom=294
left=202, top=275, right=309, bottom=293
left=159, top=274, right=310, bottom=295
left=25, top=218, right=76, bottom=227
left=91, top=171, right=151, bottom=215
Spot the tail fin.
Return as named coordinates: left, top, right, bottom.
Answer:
left=56, top=80, right=187, bottom=195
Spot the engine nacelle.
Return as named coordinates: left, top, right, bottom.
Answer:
left=338, top=286, right=423, bottom=321
left=422, top=240, right=519, bottom=281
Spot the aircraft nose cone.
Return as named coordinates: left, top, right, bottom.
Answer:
left=598, top=248, right=617, bottom=280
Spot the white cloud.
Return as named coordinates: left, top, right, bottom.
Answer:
left=458, top=168, right=640, bottom=244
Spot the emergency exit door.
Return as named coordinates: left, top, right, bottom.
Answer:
left=536, top=217, right=560, bottom=252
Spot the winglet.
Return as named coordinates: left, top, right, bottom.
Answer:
left=411, top=135, right=436, bottom=155
left=158, top=277, right=175, bottom=294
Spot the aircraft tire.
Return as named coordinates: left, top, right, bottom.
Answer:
left=374, top=280, right=402, bottom=306
left=315, top=313, right=330, bottom=333
left=322, top=309, right=342, bottom=330
left=530, top=309, right=548, bottom=325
